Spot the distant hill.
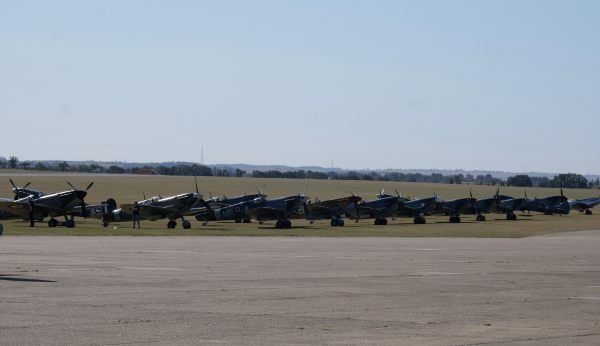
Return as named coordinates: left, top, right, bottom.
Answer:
left=8, top=158, right=600, bottom=181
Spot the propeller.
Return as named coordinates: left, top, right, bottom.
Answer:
left=143, top=192, right=147, bottom=200
left=85, top=181, right=94, bottom=191
left=395, top=188, right=402, bottom=199
left=10, top=178, right=31, bottom=200
left=469, top=188, right=476, bottom=215
left=194, top=175, right=199, bottom=193
left=65, top=181, right=93, bottom=218
left=303, top=200, right=310, bottom=221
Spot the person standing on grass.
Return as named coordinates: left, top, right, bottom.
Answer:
left=28, top=198, right=35, bottom=227
left=132, top=201, right=141, bottom=229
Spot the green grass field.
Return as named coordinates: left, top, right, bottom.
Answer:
left=1, top=173, right=598, bottom=237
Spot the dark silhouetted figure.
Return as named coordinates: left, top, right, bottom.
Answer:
left=28, top=199, right=35, bottom=227
left=132, top=202, right=141, bottom=229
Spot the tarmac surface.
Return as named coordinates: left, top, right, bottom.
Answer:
left=1, top=232, right=599, bottom=345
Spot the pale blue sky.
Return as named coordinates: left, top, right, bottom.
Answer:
left=1, top=1, right=598, bottom=173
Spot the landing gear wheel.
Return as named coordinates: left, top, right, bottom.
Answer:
left=414, top=216, right=426, bottom=224
left=476, top=214, right=486, bottom=222
left=331, top=219, right=337, bottom=227
left=337, top=219, right=344, bottom=227
left=182, top=220, right=191, bottom=229
left=167, top=220, right=177, bottom=229
left=284, top=220, right=292, bottom=228
left=449, top=216, right=461, bottom=223
left=506, top=213, right=517, bottom=220
left=103, top=221, right=109, bottom=227
left=235, top=219, right=242, bottom=223
left=64, top=220, right=75, bottom=228
left=48, top=219, right=58, bottom=228
left=243, top=219, right=252, bottom=223
left=275, top=220, right=283, bottom=229
left=585, top=210, right=592, bottom=215
left=374, top=218, right=387, bottom=225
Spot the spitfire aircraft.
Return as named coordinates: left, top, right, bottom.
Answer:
left=194, top=195, right=268, bottom=225
left=203, top=192, right=265, bottom=223
left=305, top=195, right=362, bottom=226
left=519, top=189, right=570, bottom=215
left=433, top=193, right=477, bottom=223
left=344, top=189, right=435, bottom=225
left=345, top=190, right=400, bottom=225
left=471, top=188, right=514, bottom=221
left=569, top=196, right=600, bottom=215
left=0, top=180, right=94, bottom=227
left=118, top=179, right=209, bottom=229
left=498, top=193, right=530, bottom=220
left=396, top=195, right=438, bottom=224
left=247, top=194, right=308, bottom=229
left=372, top=189, right=438, bottom=224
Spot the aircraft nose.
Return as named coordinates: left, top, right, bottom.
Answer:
left=76, top=190, right=88, bottom=200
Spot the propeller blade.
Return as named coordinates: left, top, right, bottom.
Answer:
left=303, top=201, right=310, bottom=220
left=10, top=179, right=20, bottom=200
left=143, top=192, right=146, bottom=200
left=194, top=176, right=199, bottom=193
left=354, top=198, right=361, bottom=222
left=85, top=182, right=94, bottom=191
left=470, top=188, right=473, bottom=199
left=201, top=199, right=212, bottom=210
left=23, top=182, right=31, bottom=188
left=67, top=181, right=77, bottom=190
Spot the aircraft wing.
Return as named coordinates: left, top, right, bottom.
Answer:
left=307, top=205, right=339, bottom=220
left=570, top=198, right=600, bottom=210
left=250, top=207, right=287, bottom=221
left=121, top=203, right=179, bottom=221
left=0, top=200, right=56, bottom=219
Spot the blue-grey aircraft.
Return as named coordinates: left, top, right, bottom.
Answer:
left=433, top=193, right=477, bottom=223
left=194, top=194, right=267, bottom=225
left=519, top=189, right=570, bottom=215
left=471, top=188, right=514, bottom=221
left=246, top=194, right=308, bottom=228
left=305, top=195, right=362, bottom=226
left=498, top=192, right=530, bottom=220
left=345, top=189, right=436, bottom=225
left=569, top=196, right=600, bottom=215
left=0, top=181, right=93, bottom=227
left=203, top=192, right=265, bottom=223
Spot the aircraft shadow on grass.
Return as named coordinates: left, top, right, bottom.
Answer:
left=0, top=274, right=56, bottom=283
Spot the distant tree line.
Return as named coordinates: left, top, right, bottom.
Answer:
left=506, top=173, right=596, bottom=189
left=2, top=156, right=598, bottom=189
